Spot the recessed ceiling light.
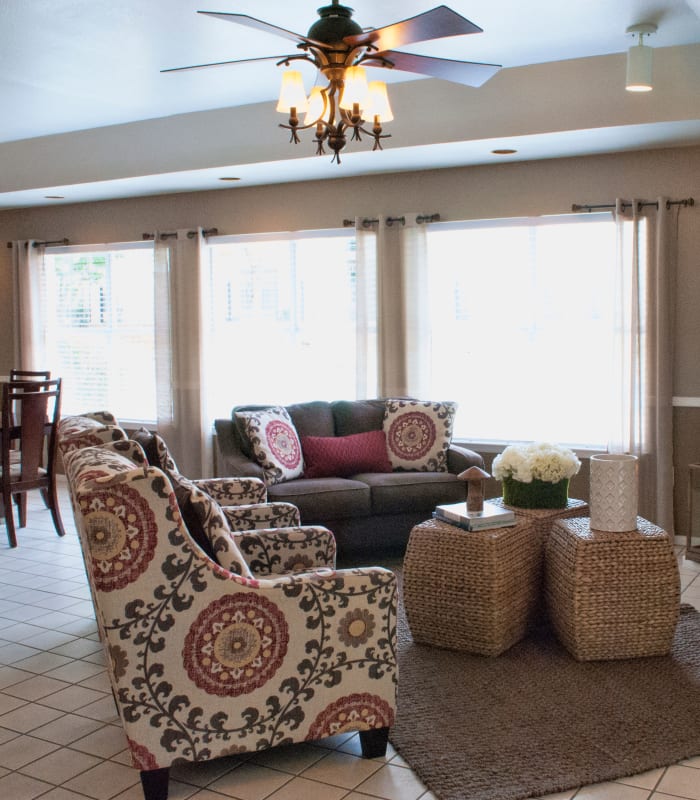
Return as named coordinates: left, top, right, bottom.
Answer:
left=491, top=149, right=517, bottom=155
left=218, top=177, right=241, bottom=182
left=44, top=195, right=65, bottom=199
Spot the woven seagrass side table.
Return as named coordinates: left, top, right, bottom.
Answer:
left=545, top=516, right=681, bottom=661
left=402, top=517, right=543, bottom=656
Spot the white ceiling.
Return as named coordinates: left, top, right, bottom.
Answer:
left=1, top=0, right=700, bottom=208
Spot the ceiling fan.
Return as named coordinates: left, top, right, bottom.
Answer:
left=164, top=2, right=501, bottom=163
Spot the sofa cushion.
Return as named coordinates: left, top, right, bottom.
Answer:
left=356, top=471, right=466, bottom=515
left=235, top=406, right=304, bottom=485
left=331, top=399, right=386, bottom=436
left=301, top=430, right=392, bottom=479
left=286, top=400, right=335, bottom=438
left=267, top=477, right=371, bottom=521
left=383, top=399, right=457, bottom=472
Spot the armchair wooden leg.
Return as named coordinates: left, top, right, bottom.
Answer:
left=140, top=767, right=169, bottom=800
left=359, top=726, right=390, bottom=758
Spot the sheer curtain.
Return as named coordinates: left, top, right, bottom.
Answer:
left=610, top=198, right=675, bottom=531
left=11, top=240, right=46, bottom=369
left=400, top=217, right=430, bottom=398
left=376, top=215, right=430, bottom=398
left=154, top=229, right=212, bottom=477
left=354, top=218, right=379, bottom=398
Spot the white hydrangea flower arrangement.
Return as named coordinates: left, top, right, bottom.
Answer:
left=492, top=442, right=581, bottom=483
left=492, top=442, right=581, bottom=509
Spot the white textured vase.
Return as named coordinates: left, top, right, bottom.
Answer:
left=589, top=454, right=639, bottom=532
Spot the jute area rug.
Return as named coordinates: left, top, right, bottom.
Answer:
left=389, top=567, right=700, bottom=800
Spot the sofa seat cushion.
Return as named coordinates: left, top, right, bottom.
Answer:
left=354, top=471, right=465, bottom=515
left=267, top=477, right=371, bottom=521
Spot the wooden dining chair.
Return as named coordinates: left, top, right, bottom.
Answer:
left=1, top=378, right=65, bottom=548
left=9, top=369, right=51, bottom=382
left=8, top=371, right=53, bottom=509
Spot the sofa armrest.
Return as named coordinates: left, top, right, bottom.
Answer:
left=447, top=443, right=485, bottom=473
left=214, top=418, right=265, bottom=479
left=222, top=502, right=301, bottom=531
left=230, top=525, right=337, bottom=576
left=193, top=477, right=267, bottom=505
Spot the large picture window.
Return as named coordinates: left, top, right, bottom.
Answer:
left=42, top=243, right=157, bottom=422
left=204, top=230, right=376, bottom=418
left=423, top=214, right=618, bottom=447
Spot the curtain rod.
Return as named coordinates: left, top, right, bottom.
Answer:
left=141, top=228, right=218, bottom=241
left=342, top=213, right=440, bottom=228
left=571, top=197, right=694, bottom=213
left=6, top=238, right=69, bottom=249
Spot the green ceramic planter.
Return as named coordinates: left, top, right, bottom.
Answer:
left=502, top=476, right=569, bottom=509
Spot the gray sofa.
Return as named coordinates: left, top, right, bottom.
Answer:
left=214, top=399, right=484, bottom=558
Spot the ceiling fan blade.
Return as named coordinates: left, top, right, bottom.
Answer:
left=161, top=54, right=290, bottom=74
left=344, top=5, right=482, bottom=51
left=371, top=51, right=501, bottom=87
left=198, top=11, right=326, bottom=48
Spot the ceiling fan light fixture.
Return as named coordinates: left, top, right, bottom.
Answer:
left=172, top=4, right=500, bottom=164
left=625, top=23, right=657, bottom=92
left=276, top=70, right=309, bottom=113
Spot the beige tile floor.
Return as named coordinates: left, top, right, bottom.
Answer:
left=0, top=483, right=699, bottom=800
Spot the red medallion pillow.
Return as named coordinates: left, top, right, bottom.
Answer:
left=234, top=406, right=304, bottom=485
left=302, top=430, right=392, bottom=478
left=383, top=399, right=457, bottom=472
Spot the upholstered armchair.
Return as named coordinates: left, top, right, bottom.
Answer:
left=58, top=411, right=128, bottom=456
left=60, top=438, right=398, bottom=800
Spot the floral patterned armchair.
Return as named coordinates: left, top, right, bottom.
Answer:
left=59, top=434, right=398, bottom=800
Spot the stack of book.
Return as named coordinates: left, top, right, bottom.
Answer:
left=434, top=500, right=516, bottom=531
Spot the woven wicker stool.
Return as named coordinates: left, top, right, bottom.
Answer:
left=402, top=517, right=543, bottom=657
left=545, top=517, right=681, bottom=661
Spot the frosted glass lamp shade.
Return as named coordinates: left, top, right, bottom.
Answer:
left=365, top=81, right=394, bottom=122
left=277, top=71, right=309, bottom=113
left=339, top=66, right=369, bottom=110
left=304, top=86, right=326, bottom=125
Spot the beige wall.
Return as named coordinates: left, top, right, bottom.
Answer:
left=1, top=144, right=698, bottom=531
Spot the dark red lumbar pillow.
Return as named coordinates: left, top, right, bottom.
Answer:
left=302, top=430, right=392, bottom=478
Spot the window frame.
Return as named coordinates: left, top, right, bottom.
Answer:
left=41, top=240, right=157, bottom=425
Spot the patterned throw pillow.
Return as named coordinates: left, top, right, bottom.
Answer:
left=383, top=399, right=457, bottom=472
left=132, top=427, right=179, bottom=476
left=171, top=473, right=252, bottom=577
left=235, top=406, right=304, bottom=486
left=302, top=430, right=392, bottom=478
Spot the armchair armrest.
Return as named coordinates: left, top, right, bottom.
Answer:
left=193, top=477, right=267, bottom=506
left=230, top=525, right=336, bottom=575
left=447, top=443, right=485, bottom=474
left=214, top=418, right=265, bottom=479
left=222, top=502, right=300, bottom=532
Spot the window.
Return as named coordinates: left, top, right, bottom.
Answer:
left=424, top=215, right=617, bottom=447
left=42, top=243, right=157, bottom=422
left=204, top=230, right=375, bottom=418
